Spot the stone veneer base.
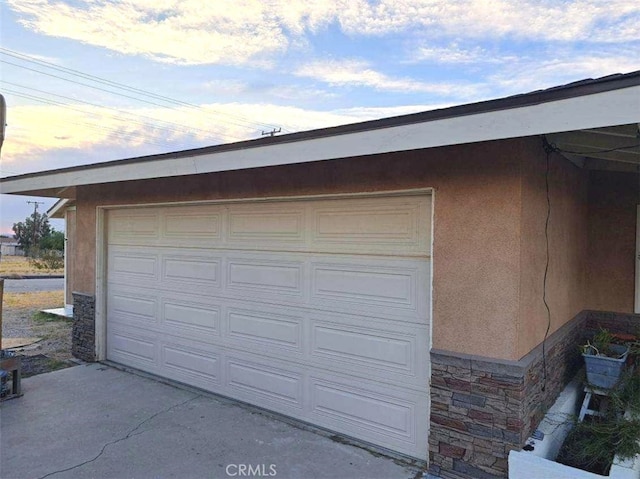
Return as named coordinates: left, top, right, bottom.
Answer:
left=429, top=312, right=587, bottom=479
left=585, top=310, right=640, bottom=337
left=429, top=310, right=640, bottom=478
left=72, top=292, right=96, bottom=362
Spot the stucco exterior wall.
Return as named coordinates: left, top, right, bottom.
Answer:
left=70, top=138, right=639, bottom=361
left=586, top=170, right=638, bottom=312
left=517, top=144, right=588, bottom=358
left=74, top=139, right=524, bottom=360
left=65, top=208, right=76, bottom=306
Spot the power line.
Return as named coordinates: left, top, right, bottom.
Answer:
left=2, top=58, right=255, bottom=129
left=4, top=90, right=176, bottom=149
left=2, top=58, right=268, bottom=135
left=1, top=80, right=246, bottom=141
left=0, top=47, right=279, bottom=132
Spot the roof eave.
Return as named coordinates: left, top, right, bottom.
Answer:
left=2, top=73, right=639, bottom=197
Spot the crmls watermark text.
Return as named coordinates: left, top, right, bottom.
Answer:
left=225, top=464, right=277, bottom=477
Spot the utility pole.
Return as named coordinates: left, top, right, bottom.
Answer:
left=261, top=127, right=281, bottom=137
left=26, top=201, right=44, bottom=254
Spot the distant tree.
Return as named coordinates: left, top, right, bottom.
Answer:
left=12, top=212, right=51, bottom=255
left=40, top=230, right=65, bottom=252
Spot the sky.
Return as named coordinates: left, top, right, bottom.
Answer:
left=1, top=0, right=639, bottom=236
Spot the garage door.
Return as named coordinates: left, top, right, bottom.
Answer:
left=106, top=194, right=431, bottom=459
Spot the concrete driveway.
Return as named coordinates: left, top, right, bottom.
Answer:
left=0, top=364, right=426, bottom=479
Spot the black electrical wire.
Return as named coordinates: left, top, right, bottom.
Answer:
left=4, top=90, right=174, bottom=149
left=1, top=81, right=245, bottom=141
left=1, top=60, right=270, bottom=135
left=541, top=138, right=553, bottom=393
left=554, top=143, right=640, bottom=155
left=0, top=48, right=279, bottom=131
left=542, top=135, right=640, bottom=392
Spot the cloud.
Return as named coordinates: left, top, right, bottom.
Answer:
left=198, top=80, right=252, bottom=97
left=1, top=103, right=246, bottom=171
left=197, top=80, right=338, bottom=103
left=410, top=44, right=515, bottom=65
left=7, top=1, right=640, bottom=66
left=295, top=59, right=479, bottom=97
left=488, top=53, right=640, bottom=94
left=336, top=0, right=640, bottom=42
left=7, top=0, right=289, bottom=66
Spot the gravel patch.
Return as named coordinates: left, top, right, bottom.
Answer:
left=2, top=294, right=74, bottom=377
left=19, top=354, right=74, bottom=378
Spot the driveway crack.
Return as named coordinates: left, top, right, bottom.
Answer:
left=37, top=394, right=200, bottom=479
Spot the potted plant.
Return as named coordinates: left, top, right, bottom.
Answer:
left=581, top=329, right=629, bottom=389
left=509, top=361, right=640, bottom=478
left=556, top=370, right=640, bottom=475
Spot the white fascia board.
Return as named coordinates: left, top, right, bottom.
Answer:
left=47, top=198, right=71, bottom=218
left=1, top=84, right=639, bottom=195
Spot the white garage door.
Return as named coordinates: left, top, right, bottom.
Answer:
left=106, top=194, right=432, bottom=459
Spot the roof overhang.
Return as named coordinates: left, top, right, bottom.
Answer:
left=2, top=72, right=639, bottom=198
left=47, top=198, right=76, bottom=218
left=546, top=123, right=640, bottom=170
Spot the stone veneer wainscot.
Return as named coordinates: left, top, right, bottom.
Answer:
left=71, top=292, right=96, bottom=362
left=429, top=312, right=587, bottom=478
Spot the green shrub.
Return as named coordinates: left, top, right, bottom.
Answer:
left=29, top=249, right=64, bottom=270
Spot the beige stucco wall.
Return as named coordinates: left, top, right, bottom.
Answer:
left=65, top=209, right=76, bottom=306
left=74, top=139, right=524, bottom=359
left=517, top=144, right=589, bottom=358
left=587, top=170, right=638, bottom=312
left=69, top=137, right=637, bottom=361
left=516, top=153, right=638, bottom=357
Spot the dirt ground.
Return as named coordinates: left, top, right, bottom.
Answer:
left=0, top=255, right=64, bottom=277
left=2, top=290, right=74, bottom=378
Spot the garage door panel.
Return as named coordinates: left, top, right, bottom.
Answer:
left=226, top=307, right=302, bottom=352
left=109, top=328, right=158, bottom=366
left=106, top=194, right=431, bottom=460
left=162, top=255, right=221, bottom=287
left=308, top=373, right=428, bottom=457
left=108, top=195, right=431, bottom=256
left=108, top=288, right=158, bottom=326
left=311, top=197, right=429, bottom=255
left=226, top=356, right=304, bottom=409
left=109, top=289, right=221, bottom=345
left=227, top=258, right=304, bottom=297
left=311, top=380, right=413, bottom=438
left=227, top=204, right=306, bottom=245
left=109, top=211, right=160, bottom=245
left=311, top=263, right=416, bottom=307
left=163, top=209, right=222, bottom=241
left=309, top=259, right=429, bottom=322
left=308, top=313, right=428, bottom=388
left=162, top=299, right=220, bottom=339
left=109, top=247, right=224, bottom=296
left=110, top=206, right=224, bottom=248
left=220, top=252, right=428, bottom=323
left=311, top=324, right=412, bottom=372
left=161, top=343, right=220, bottom=389
left=110, top=251, right=158, bottom=279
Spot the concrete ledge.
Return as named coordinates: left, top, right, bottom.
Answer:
left=41, top=308, right=73, bottom=319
